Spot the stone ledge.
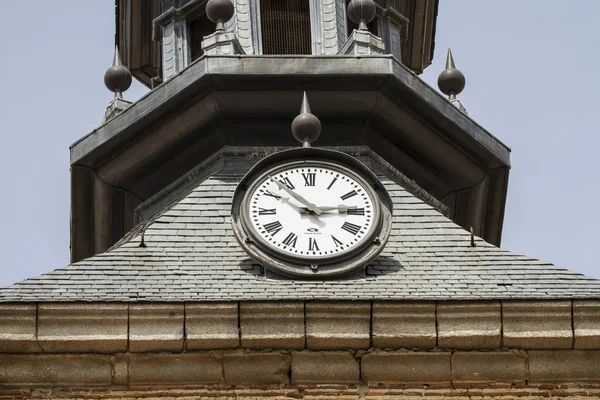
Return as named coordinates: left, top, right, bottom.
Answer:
left=185, top=303, right=239, bottom=350
left=529, top=350, right=600, bottom=383
left=437, top=301, right=501, bottom=349
left=306, top=302, right=370, bottom=350
left=0, top=304, right=40, bottom=353
left=503, top=301, right=572, bottom=349
left=37, top=303, right=128, bottom=353
left=222, top=351, right=291, bottom=385
left=291, top=351, right=359, bottom=384
left=129, top=353, right=222, bottom=386
left=241, top=302, right=304, bottom=349
left=573, top=300, right=600, bottom=349
left=361, top=351, right=452, bottom=384
left=129, top=304, right=184, bottom=353
left=452, top=351, right=527, bottom=383
left=372, top=302, right=436, bottom=349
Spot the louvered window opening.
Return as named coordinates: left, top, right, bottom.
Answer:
left=261, top=0, right=312, bottom=55
left=190, top=13, right=214, bottom=61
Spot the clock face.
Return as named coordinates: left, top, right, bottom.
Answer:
left=243, top=162, right=378, bottom=262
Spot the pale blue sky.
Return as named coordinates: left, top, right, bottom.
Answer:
left=0, top=1, right=598, bottom=286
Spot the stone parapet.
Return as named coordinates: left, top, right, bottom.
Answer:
left=306, top=302, right=371, bottom=349
left=185, top=302, right=239, bottom=350
left=362, top=351, right=452, bottom=383
left=0, top=304, right=40, bottom=353
left=291, top=351, right=359, bottom=384
left=129, top=304, right=184, bottom=352
left=241, top=302, right=304, bottom=349
left=372, top=302, right=436, bottom=349
left=437, top=301, right=501, bottom=349
left=573, top=300, right=600, bottom=349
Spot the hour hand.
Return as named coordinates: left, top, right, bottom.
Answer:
left=268, top=176, right=323, bottom=215
left=301, top=204, right=356, bottom=213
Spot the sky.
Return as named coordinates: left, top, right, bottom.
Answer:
left=0, top=1, right=598, bottom=287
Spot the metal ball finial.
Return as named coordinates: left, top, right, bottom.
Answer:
left=291, top=92, right=321, bottom=147
left=347, top=0, right=377, bottom=31
left=104, top=45, right=132, bottom=98
left=437, top=48, right=465, bottom=96
left=206, top=0, right=235, bottom=31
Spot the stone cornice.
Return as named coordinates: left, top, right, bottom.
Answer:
left=1, top=300, right=599, bottom=354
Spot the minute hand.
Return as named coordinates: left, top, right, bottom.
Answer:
left=269, top=176, right=323, bottom=215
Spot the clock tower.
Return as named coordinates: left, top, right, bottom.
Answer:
left=2, top=0, right=600, bottom=396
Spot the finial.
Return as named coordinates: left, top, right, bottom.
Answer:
left=347, top=0, right=377, bottom=31
left=104, top=45, right=132, bottom=99
left=291, top=92, right=321, bottom=148
left=438, top=48, right=467, bottom=114
left=206, top=0, right=235, bottom=32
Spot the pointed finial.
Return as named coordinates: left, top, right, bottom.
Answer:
left=104, top=45, right=132, bottom=99
left=347, top=0, right=377, bottom=31
left=206, top=0, right=235, bottom=32
left=438, top=48, right=467, bottom=114
left=291, top=92, right=321, bottom=148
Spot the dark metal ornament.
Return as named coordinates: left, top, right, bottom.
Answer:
left=104, top=46, right=132, bottom=95
left=347, top=0, right=377, bottom=31
left=206, top=0, right=235, bottom=31
left=231, top=148, right=393, bottom=278
left=437, top=48, right=465, bottom=96
left=291, top=92, right=321, bottom=147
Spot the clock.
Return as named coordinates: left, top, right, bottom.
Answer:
left=232, top=147, right=393, bottom=277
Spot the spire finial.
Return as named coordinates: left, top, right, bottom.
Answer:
left=347, top=0, right=377, bottom=31
left=104, top=45, right=132, bottom=99
left=438, top=48, right=467, bottom=114
left=291, top=92, right=321, bottom=148
left=206, top=0, right=235, bottom=32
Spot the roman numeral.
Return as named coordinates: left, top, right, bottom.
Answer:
left=340, top=190, right=358, bottom=200
left=331, top=235, right=343, bottom=247
left=327, top=177, right=338, bottom=190
left=302, top=172, right=316, bottom=186
left=282, top=232, right=298, bottom=247
left=308, top=237, right=319, bottom=251
left=346, top=207, right=365, bottom=215
left=263, top=221, right=283, bottom=236
left=341, top=222, right=361, bottom=235
left=258, top=208, right=276, bottom=215
left=278, top=177, right=295, bottom=189
left=264, top=190, right=281, bottom=200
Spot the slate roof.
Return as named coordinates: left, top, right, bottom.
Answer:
left=2, top=153, right=600, bottom=302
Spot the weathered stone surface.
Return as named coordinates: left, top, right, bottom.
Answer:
left=0, top=304, right=40, bottom=353
left=129, top=303, right=184, bottom=352
left=38, top=303, right=127, bottom=353
left=437, top=301, right=501, bottom=349
left=113, top=354, right=129, bottom=386
left=223, top=351, right=290, bottom=385
left=503, top=301, right=572, bottom=349
left=0, top=354, right=112, bottom=386
left=372, top=302, right=436, bottom=349
left=241, top=302, right=304, bottom=349
left=186, top=302, right=239, bottom=350
left=452, top=351, right=527, bottom=383
left=129, top=353, right=222, bottom=386
left=306, top=302, right=370, bottom=350
left=291, top=351, right=359, bottom=384
left=573, top=300, right=600, bottom=349
left=361, top=351, right=452, bottom=383
left=529, top=350, right=600, bottom=383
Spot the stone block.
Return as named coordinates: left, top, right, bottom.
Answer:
left=372, top=302, right=436, bottom=349
left=437, top=301, right=501, bottom=349
left=529, top=350, right=600, bottom=383
left=223, top=351, right=290, bottom=385
left=129, top=353, right=222, bottom=386
left=129, top=303, right=184, bottom=352
left=361, top=351, right=452, bottom=384
left=306, top=302, right=370, bottom=350
left=503, top=301, right=572, bottom=349
left=38, top=303, right=128, bottom=353
left=573, top=300, right=600, bottom=349
left=452, top=351, right=527, bottom=383
left=186, top=302, right=239, bottom=350
left=0, top=304, right=40, bottom=353
left=112, top=354, right=129, bottom=386
left=291, top=351, right=359, bottom=384
left=241, top=302, right=304, bottom=349
left=0, top=354, right=112, bottom=387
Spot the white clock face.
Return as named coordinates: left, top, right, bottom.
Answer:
left=246, top=164, right=376, bottom=260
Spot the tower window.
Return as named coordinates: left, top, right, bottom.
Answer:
left=260, top=0, right=311, bottom=54
left=190, top=13, right=214, bottom=61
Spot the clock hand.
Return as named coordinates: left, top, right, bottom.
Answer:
left=300, top=204, right=357, bottom=213
left=268, top=176, right=323, bottom=215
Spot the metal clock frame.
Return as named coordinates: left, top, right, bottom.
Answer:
left=231, top=147, right=393, bottom=278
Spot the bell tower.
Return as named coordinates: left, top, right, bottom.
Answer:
left=70, top=0, right=509, bottom=262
